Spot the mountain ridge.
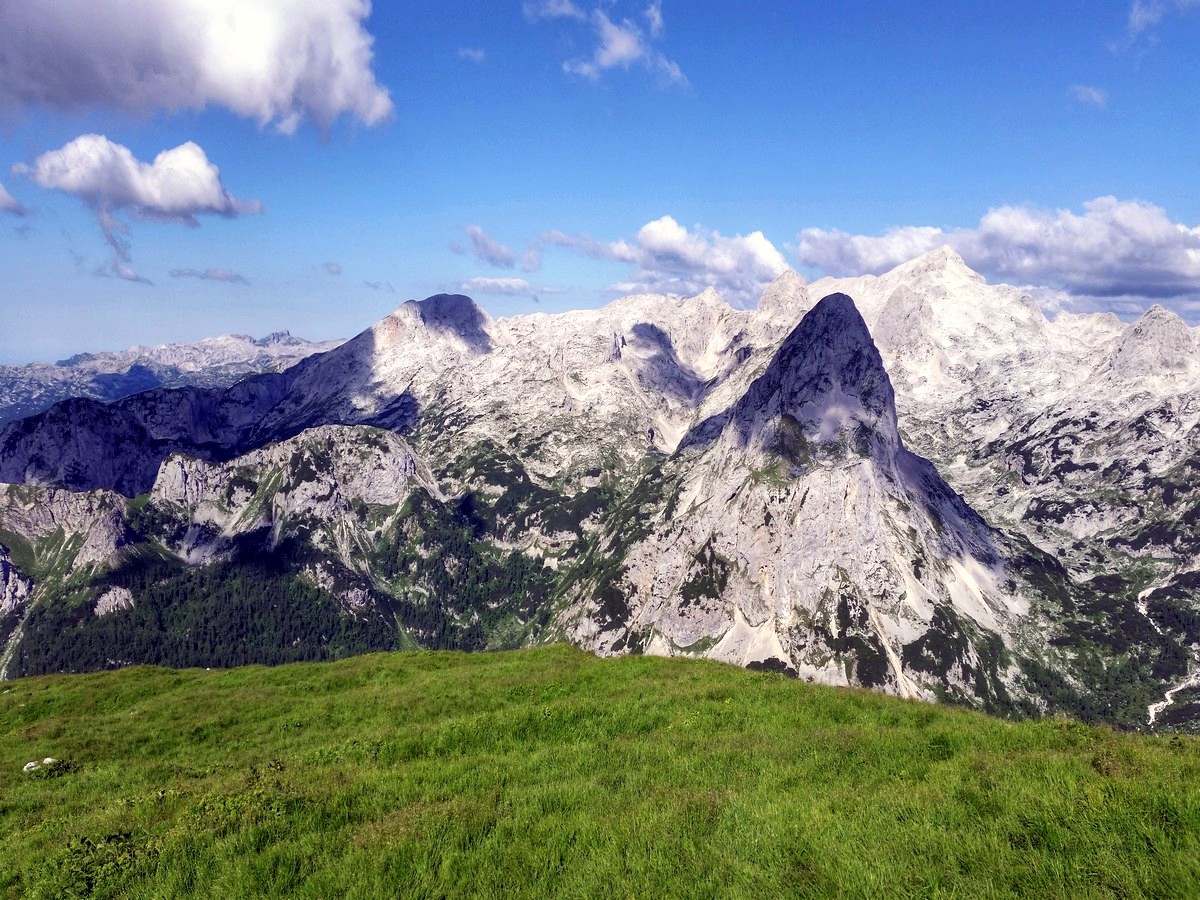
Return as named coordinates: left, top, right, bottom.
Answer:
left=1, top=255, right=1199, bottom=727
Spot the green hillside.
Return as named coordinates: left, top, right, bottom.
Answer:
left=2, top=647, right=1198, bottom=898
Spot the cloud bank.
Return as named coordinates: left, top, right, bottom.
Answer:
left=796, top=197, right=1200, bottom=304
left=0, top=0, right=393, bottom=132
left=546, top=215, right=788, bottom=305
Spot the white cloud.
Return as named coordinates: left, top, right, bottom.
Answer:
left=17, top=135, right=260, bottom=224
left=1128, top=0, right=1200, bottom=33
left=523, top=0, right=586, bottom=21
left=0, top=182, right=25, bottom=215
left=455, top=225, right=516, bottom=269
left=795, top=196, right=1200, bottom=306
left=457, top=47, right=487, bottom=64
left=529, top=2, right=686, bottom=86
left=545, top=215, right=788, bottom=305
left=1068, top=84, right=1108, bottom=108
left=0, top=0, right=392, bottom=133
left=461, top=276, right=538, bottom=296
left=520, top=246, right=543, bottom=272
left=564, top=10, right=687, bottom=85
left=96, top=259, right=152, bottom=285
left=645, top=0, right=665, bottom=38
left=324, top=261, right=343, bottom=275
left=15, top=134, right=259, bottom=262
left=170, top=267, right=249, bottom=285
left=796, top=225, right=946, bottom=276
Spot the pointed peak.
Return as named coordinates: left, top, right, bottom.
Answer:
left=712, top=291, right=899, bottom=461
left=887, top=245, right=984, bottom=283
left=757, top=269, right=809, bottom=317
left=1108, top=302, right=1195, bottom=377
left=1139, top=303, right=1183, bottom=324
left=766, top=268, right=807, bottom=291
left=691, top=286, right=729, bottom=308
left=795, top=292, right=871, bottom=337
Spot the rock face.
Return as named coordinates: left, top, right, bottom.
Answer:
left=0, top=545, right=31, bottom=616
left=148, top=425, right=437, bottom=565
left=562, top=294, right=1023, bottom=705
left=1105, top=305, right=1196, bottom=379
left=0, top=484, right=130, bottom=571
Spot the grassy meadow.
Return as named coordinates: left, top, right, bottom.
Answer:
left=2, top=645, right=1199, bottom=898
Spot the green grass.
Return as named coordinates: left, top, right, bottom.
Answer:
left=2, top=647, right=1199, bottom=898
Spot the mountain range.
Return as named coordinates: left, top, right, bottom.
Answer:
left=1, top=248, right=1197, bottom=731
left=0, top=331, right=343, bottom=426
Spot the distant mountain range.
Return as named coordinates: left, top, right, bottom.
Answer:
left=1, top=249, right=1197, bottom=731
left=0, top=331, right=344, bottom=426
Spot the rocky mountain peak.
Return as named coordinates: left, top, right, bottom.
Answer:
left=370, top=293, right=494, bottom=356
left=720, top=292, right=899, bottom=462
left=888, top=245, right=983, bottom=285
left=1107, top=302, right=1196, bottom=378
left=254, top=330, right=302, bottom=347
left=691, top=286, right=728, bottom=309
left=757, top=269, right=810, bottom=321
left=408, top=294, right=493, bottom=351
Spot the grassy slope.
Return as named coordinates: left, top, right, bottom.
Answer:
left=1, top=647, right=1199, bottom=899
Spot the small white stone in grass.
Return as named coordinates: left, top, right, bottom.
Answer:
left=23, top=761, right=40, bottom=773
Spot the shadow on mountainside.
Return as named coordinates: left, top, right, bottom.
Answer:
left=0, top=324, right=419, bottom=497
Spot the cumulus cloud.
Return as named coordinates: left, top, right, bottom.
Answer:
left=0, top=0, right=392, bottom=133
left=169, top=267, right=249, bottom=285
left=324, top=261, right=343, bottom=275
left=458, top=47, right=487, bottom=64
left=795, top=196, right=1200, bottom=305
left=529, top=2, right=686, bottom=86
left=454, top=225, right=516, bottom=269
left=460, top=277, right=538, bottom=296
left=796, top=225, right=946, bottom=276
left=0, top=182, right=25, bottom=215
left=1068, top=84, right=1108, bottom=108
left=545, top=215, right=788, bottom=305
left=14, top=134, right=259, bottom=261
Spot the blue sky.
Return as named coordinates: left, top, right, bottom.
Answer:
left=1, top=0, right=1198, bottom=363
